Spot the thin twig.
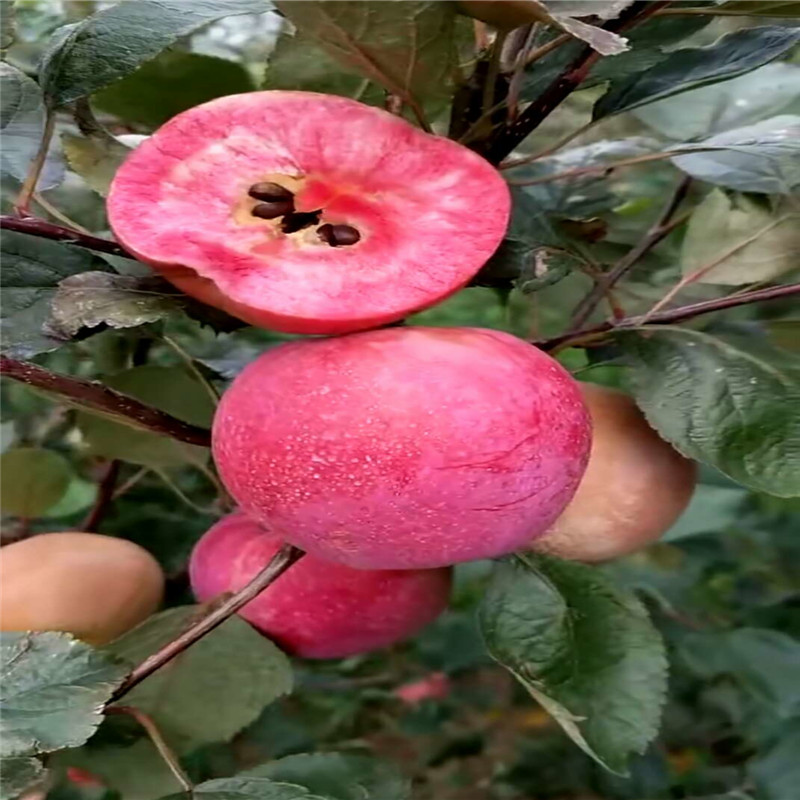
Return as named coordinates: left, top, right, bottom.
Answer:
left=483, top=30, right=508, bottom=117
left=153, top=468, right=220, bottom=516
left=519, top=32, right=571, bottom=70
left=656, top=5, right=795, bottom=16
left=108, top=544, right=305, bottom=702
left=15, top=110, right=56, bottom=216
left=500, top=119, right=595, bottom=170
left=568, top=176, right=693, bottom=330
left=162, top=336, right=220, bottom=405
left=1, top=214, right=133, bottom=258
left=33, top=193, right=93, bottom=233
left=640, top=215, right=791, bottom=321
left=0, top=356, right=212, bottom=447
left=81, top=460, right=122, bottom=532
left=535, top=282, right=800, bottom=351
left=111, top=466, right=149, bottom=500
left=106, top=706, right=193, bottom=793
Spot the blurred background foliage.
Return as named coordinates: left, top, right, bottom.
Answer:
left=1, top=1, right=799, bottom=799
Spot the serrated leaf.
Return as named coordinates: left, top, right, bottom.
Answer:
left=0, top=756, right=46, bottom=800
left=0, top=631, right=129, bottom=757
left=61, top=129, right=131, bottom=196
left=0, top=447, right=72, bottom=517
left=681, top=190, right=799, bottom=285
left=594, top=26, right=800, bottom=119
left=76, top=365, right=214, bottom=468
left=672, top=115, right=800, bottom=195
left=162, top=777, right=323, bottom=800
left=106, top=607, right=293, bottom=753
left=37, top=0, right=267, bottom=107
left=49, top=272, right=182, bottom=338
left=276, top=1, right=459, bottom=113
left=0, top=230, right=111, bottom=358
left=634, top=62, right=800, bottom=140
left=619, top=327, right=800, bottom=497
left=478, top=554, right=667, bottom=774
left=92, top=50, right=255, bottom=129
left=245, top=753, right=410, bottom=800
left=0, top=62, right=63, bottom=189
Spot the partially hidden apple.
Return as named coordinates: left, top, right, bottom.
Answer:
left=189, top=512, right=452, bottom=659
left=107, top=91, right=510, bottom=335
left=0, top=532, right=164, bottom=644
left=212, top=326, right=591, bottom=570
left=534, top=384, right=697, bottom=562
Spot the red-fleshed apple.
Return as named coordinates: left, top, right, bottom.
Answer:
left=534, top=384, right=697, bottom=562
left=189, top=512, right=452, bottom=659
left=0, top=532, right=164, bottom=644
left=107, top=91, right=510, bottom=335
left=212, top=326, right=591, bottom=570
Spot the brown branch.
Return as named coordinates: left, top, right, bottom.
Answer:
left=107, top=706, right=193, bottom=792
left=81, top=459, right=122, bottom=532
left=0, top=356, right=211, bottom=447
left=567, top=176, right=692, bottom=330
left=536, top=282, right=800, bottom=351
left=481, top=1, right=670, bottom=164
left=1, top=214, right=133, bottom=258
left=108, top=543, right=304, bottom=702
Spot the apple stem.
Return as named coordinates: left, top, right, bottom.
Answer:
left=107, top=544, right=305, bottom=703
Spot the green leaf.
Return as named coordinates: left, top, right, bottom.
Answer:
left=662, top=483, right=747, bottom=541
left=37, top=0, right=267, bottom=107
left=245, top=753, right=410, bottom=800
left=749, top=721, right=800, bottom=800
left=594, top=26, right=800, bottom=120
left=76, top=365, right=214, bottom=468
left=0, top=631, right=129, bottom=757
left=0, top=62, right=63, bottom=189
left=42, top=475, right=98, bottom=519
left=61, top=129, right=132, bottom=196
left=0, top=230, right=110, bottom=358
left=0, top=447, right=72, bottom=518
left=634, top=62, right=800, bottom=140
left=92, top=50, right=255, bottom=128
left=49, top=272, right=183, bottom=338
left=680, top=191, right=799, bottom=285
left=718, top=0, right=800, bottom=15
left=478, top=554, right=668, bottom=774
left=276, top=1, right=459, bottom=112
left=0, top=0, right=15, bottom=53
left=0, top=756, right=46, bottom=800
left=106, top=607, right=293, bottom=754
left=619, top=327, right=800, bottom=497
left=162, top=777, right=323, bottom=800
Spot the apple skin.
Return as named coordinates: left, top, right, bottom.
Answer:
left=0, top=533, right=164, bottom=644
left=212, top=326, right=591, bottom=570
left=189, top=512, right=452, bottom=659
left=534, top=384, right=698, bottom=562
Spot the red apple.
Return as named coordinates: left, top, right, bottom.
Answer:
left=107, top=91, right=510, bottom=334
left=189, top=512, right=452, bottom=659
left=213, top=327, right=591, bottom=569
left=534, top=384, right=697, bottom=562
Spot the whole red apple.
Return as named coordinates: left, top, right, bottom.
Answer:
left=189, top=512, right=452, bottom=659
left=213, top=327, right=591, bottom=569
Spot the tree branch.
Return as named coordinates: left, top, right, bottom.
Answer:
left=82, top=459, right=122, bottom=532
left=108, top=544, right=305, bottom=703
left=536, top=282, right=800, bottom=351
left=481, top=1, right=670, bottom=164
left=0, top=356, right=211, bottom=447
left=1, top=214, right=133, bottom=258
left=567, top=176, right=692, bottom=330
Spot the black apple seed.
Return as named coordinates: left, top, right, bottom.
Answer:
left=248, top=182, right=294, bottom=202
left=252, top=200, right=293, bottom=220
left=318, top=223, right=361, bottom=247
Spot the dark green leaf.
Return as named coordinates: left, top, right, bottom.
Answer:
left=162, top=777, right=321, bottom=800
left=106, top=607, right=293, bottom=753
left=672, top=115, right=800, bottom=195
left=749, top=721, right=800, bottom=800
left=718, top=0, right=800, bottom=15
left=0, top=230, right=110, bottom=358
left=38, top=0, right=267, bottom=107
left=93, top=50, right=255, bottom=128
left=76, top=365, right=214, bottom=467
left=478, top=554, right=667, bottom=774
left=0, top=756, right=45, bottom=800
left=594, top=26, right=800, bottom=120
left=61, top=129, right=132, bottom=196
left=0, top=631, right=129, bottom=757
left=245, top=753, right=410, bottom=800
left=49, top=272, right=183, bottom=338
left=276, top=1, right=459, bottom=112
left=619, top=328, right=800, bottom=497
left=0, top=0, right=15, bottom=53
left=0, top=447, right=72, bottom=518
left=0, top=62, right=63, bottom=189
